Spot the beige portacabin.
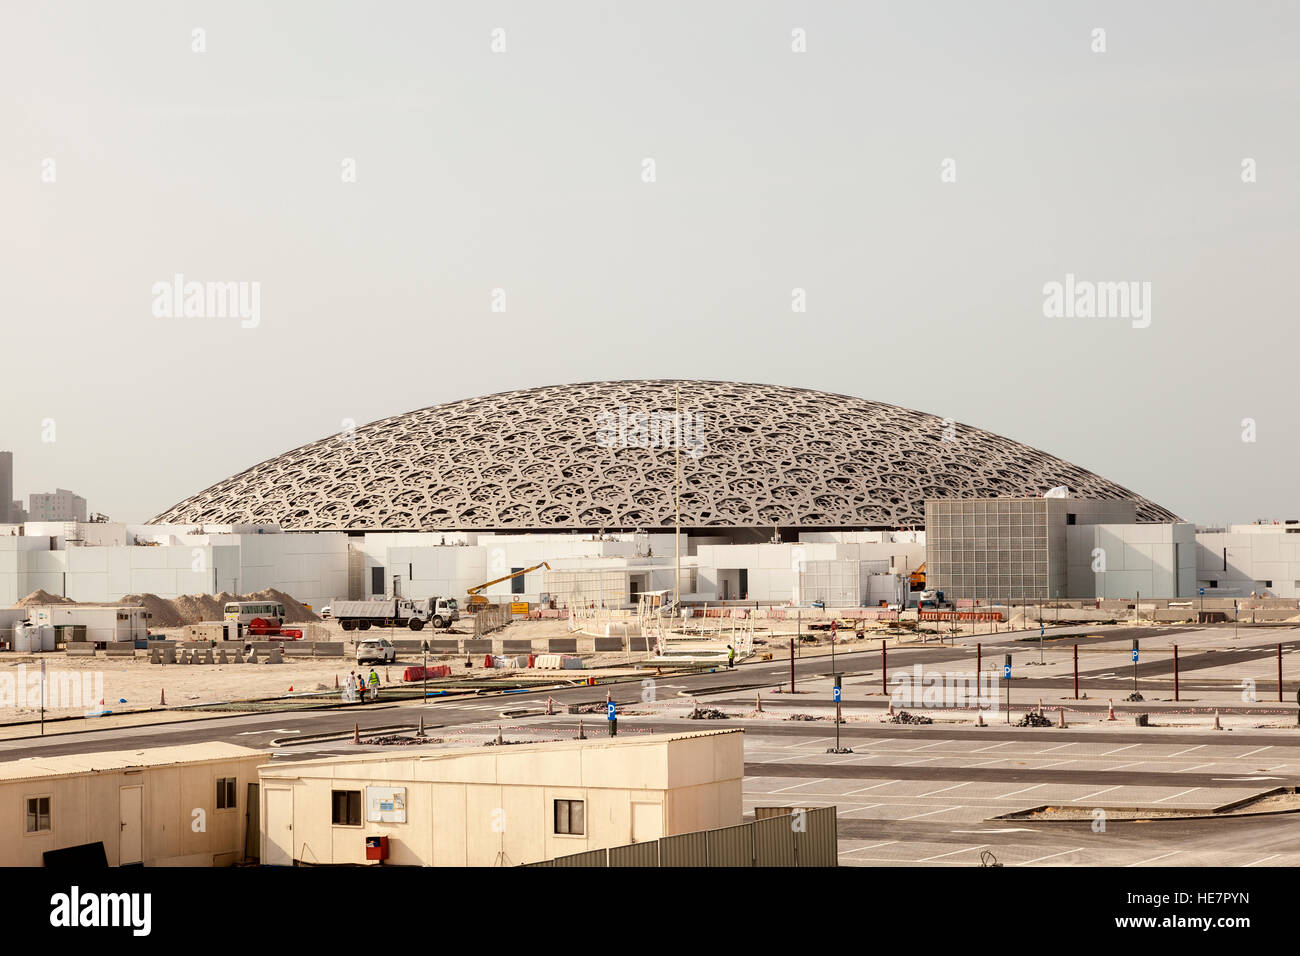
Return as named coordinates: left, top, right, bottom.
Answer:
left=258, top=729, right=744, bottom=866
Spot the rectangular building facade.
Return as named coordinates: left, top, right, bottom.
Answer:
left=0, top=452, right=12, bottom=524
left=29, top=489, right=87, bottom=523
left=925, top=497, right=1137, bottom=600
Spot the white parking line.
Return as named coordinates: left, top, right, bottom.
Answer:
left=896, top=756, right=942, bottom=766
left=908, top=740, right=952, bottom=752
left=837, top=803, right=886, bottom=815
left=1074, top=785, right=1122, bottom=802
left=1168, top=744, right=1205, bottom=757
left=1153, top=787, right=1200, bottom=803
left=844, top=780, right=901, bottom=795
left=1236, top=745, right=1273, bottom=759
left=1037, top=759, right=1077, bottom=769
left=1019, top=847, right=1083, bottom=866
left=1099, top=743, right=1141, bottom=756
left=995, top=783, right=1047, bottom=800
left=1178, top=762, right=1215, bottom=773
left=1034, top=743, right=1075, bottom=755
left=770, top=778, right=827, bottom=793
left=1127, top=850, right=1181, bottom=867
left=839, top=840, right=898, bottom=855
left=971, top=741, right=1013, bottom=753
left=1242, top=854, right=1281, bottom=867
left=899, top=806, right=960, bottom=820
left=918, top=844, right=985, bottom=862
left=916, top=782, right=973, bottom=797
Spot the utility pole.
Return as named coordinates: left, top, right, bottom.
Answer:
left=674, top=384, right=682, bottom=631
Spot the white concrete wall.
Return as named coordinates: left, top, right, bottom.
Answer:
left=1067, top=523, right=1197, bottom=598
left=1195, top=530, right=1300, bottom=598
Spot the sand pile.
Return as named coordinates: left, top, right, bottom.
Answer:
left=12, top=589, right=76, bottom=608
left=13, top=588, right=321, bottom=627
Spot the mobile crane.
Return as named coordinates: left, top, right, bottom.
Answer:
left=466, top=561, right=550, bottom=607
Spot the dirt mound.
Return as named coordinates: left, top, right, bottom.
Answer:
left=118, top=593, right=183, bottom=627
left=12, top=589, right=76, bottom=608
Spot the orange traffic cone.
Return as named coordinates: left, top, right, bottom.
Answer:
left=1058, top=707, right=1067, bottom=729
left=334, top=674, right=339, bottom=688
left=1213, top=710, right=1222, bottom=730
left=755, top=693, right=763, bottom=713
left=976, top=711, right=986, bottom=727
left=353, top=722, right=360, bottom=745
left=1107, top=699, right=1117, bottom=721
left=546, top=696, right=554, bottom=716
left=159, top=688, right=166, bottom=706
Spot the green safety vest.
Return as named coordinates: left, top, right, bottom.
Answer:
left=368, top=672, right=379, bottom=686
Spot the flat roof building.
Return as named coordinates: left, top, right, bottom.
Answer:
left=0, top=743, right=265, bottom=867
left=258, top=729, right=744, bottom=867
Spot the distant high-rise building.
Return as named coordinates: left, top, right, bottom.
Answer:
left=10, top=502, right=26, bottom=523
left=0, top=452, right=12, bottom=524
left=29, top=489, right=88, bottom=523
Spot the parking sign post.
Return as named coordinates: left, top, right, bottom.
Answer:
left=1003, top=655, right=1011, bottom=723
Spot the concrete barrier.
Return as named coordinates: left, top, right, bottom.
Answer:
left=393, top=639, right=425, bottom=653
left=502, top=640, right=533, bottom=654
left=547, top=638, right=578, bottom=653
left=464, top=639, right=492, bottom=655
left=266, top=647, right=283, bottom=664
left=314, top=642, right=345, bottom=658
left=284, top=645, right=315, bottom=658
left=593, top=637, right=624, bottom=652
left=163, top=646, right=177, bottom=664
left=67, top=644, right=97, bottom=657
left=429, top=640, right=459, bottom=654
left=105, top=643, right=136, bottom=658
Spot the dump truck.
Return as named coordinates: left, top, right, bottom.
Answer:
left=332, top=597, right=460, bottom=632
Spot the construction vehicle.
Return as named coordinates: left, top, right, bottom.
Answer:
left=917, top=589, right=951, bottom=610
left=909, top=562, right=926, bottom=590
left=332, top=597, right=460, bottom=632
left=466, top=562, right=550, bottom=608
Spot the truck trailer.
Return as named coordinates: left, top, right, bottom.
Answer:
left=331, top=597, right=460, bottom=632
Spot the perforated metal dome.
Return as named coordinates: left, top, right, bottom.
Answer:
left=149, top=380, right=1177, bottom=530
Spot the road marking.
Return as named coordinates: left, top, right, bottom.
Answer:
left=952, top=828, right=1036, bottom=834
left=1168, top=744, right=1205, bottom=757
left=971, top=741, right=1013, bottom=753
left=1153, top=787, right=1200, bottom=803
left=839, top=840, right=898, bottom=855
left=1127, top=850, right=1181, bottom=867
left=1241, top=854, right=1281, bottom=867
left=837, top=803, right=886, bottom=815
left=1034, top=743, right=1074, bottom=754
left=1178, top=762, right=1215, bottom=773
left=1211, top=776, right=1282, bottom=782
left=916, top=782, right=973, bottom=797
left=1098, top=743, right=1141, bottom=756
left=1019, top=847, right=1083, bottom=866
left=907, top=740, right=951, bottom=752
left=1074, top=785, right=1122, bottom=802
left=844, top=780, right=901, bottom=795
left=896, top=756, right=942, bottom=766
left=1037, top=759, right=1077, bottom=769
left=995, top=783, right=1046, bottom=800
left=1235, top=745, right=1273, bottom=759
left=769, top=778, right=828, bottom=793
left=1107, top=761, right=1146, bottom=771
left=918, top=844, right=985, bottom=862
left=899, top=806, right=960, bottom=820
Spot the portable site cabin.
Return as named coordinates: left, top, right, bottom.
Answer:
left=258, top=729, right=744, bottom=867
left=28, top=605, right=151, bottom=645
left=0, top=743, right=265, bottom=867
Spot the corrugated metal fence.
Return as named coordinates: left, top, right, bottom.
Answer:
left=525, top=806, right=837, bottom=867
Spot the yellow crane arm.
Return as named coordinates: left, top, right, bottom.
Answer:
left=467, top=561, right=551, bottom=596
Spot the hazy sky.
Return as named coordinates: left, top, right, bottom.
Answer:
left=3, top=1, right=1297, bottom=525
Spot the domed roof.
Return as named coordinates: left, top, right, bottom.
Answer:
left=149, top=380, right=1177, bottom=530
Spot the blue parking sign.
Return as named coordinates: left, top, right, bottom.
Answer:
left=1132, top=649, right=1139, bottom=662
left=1003, top=663, right=1011, bottom=679
left=832, top=686, right=841, bottom=703
left=606, top=701, right=616, bottom=720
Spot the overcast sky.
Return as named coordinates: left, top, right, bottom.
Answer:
left=2, top=1, right=1297, bottom=525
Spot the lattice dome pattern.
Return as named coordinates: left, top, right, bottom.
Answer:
left=149, top=381, right=1177, bottom=530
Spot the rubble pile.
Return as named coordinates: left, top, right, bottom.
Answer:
left=1015, top=711, right=1054, bottom=727
left=888, top=711, right=933, bottom=725
left=685, top=706, right=729, bottom=720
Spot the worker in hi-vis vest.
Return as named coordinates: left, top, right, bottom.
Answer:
left=727, top=645, right=735, bottom=668
left=367, top=668, right=380, bottom=700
